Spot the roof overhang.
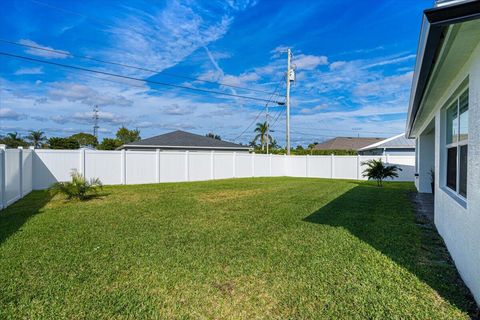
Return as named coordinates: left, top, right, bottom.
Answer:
left=406, top=0, right=480, bottom=138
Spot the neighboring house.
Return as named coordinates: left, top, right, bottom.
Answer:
left=358, top=134, right=415, bottom=156
left=313, top=137, right=383, bottom=152
left=406, top=0, right=480, bottom=303
left=118, top=130, right=251, bottom=153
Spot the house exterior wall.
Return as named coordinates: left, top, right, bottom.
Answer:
left=415, top=41, right=480, bottom=303
left=416, top=130, right=435, bottom=193
left=359, top=148, right=415, bottom=156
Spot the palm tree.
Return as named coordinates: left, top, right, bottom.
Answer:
left=361, top=159, right=402, bottom=187
left=27, top=130, right=47, bottom=148
left=1, top=132, right=27, bottom=148
left=253, top=122, right=274, bottom=151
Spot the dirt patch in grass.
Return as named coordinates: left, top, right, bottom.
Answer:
left=196, top=189, right=261, bottom=204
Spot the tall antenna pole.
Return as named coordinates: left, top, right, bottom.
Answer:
left=286, top=48, right=292, bottom=155
left=93, top=105, right=99, bottom=139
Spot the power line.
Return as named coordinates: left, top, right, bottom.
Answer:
left=0, top=39, right=273, bottom=95
left=270, top=106, right=285, bottom=129
left=289, top=124, right=401, bottom=136
left=24, top=1, right=274, bottom=96
left=233, top=77, right=284, bottom=142
left=0, top=51, right=284, bottom=104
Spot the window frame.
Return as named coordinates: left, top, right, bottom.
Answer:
left=444, top=88, right=468, bottom=201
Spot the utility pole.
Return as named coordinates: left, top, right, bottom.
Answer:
left=266, top=103, right=269, bottom=154
left=286, top=48, right=292, bottom=155
left=93, top=105, right=99, bottom=139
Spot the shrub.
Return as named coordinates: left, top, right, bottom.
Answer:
left=361, top=159, right=402, bottom=187
left=51, top=170, right=103, bottom=200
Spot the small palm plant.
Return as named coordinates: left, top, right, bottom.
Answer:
left=362, top=159, right=402, bottom=187
left=51, top=170, right=103, bottom=200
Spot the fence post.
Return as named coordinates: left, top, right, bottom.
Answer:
left=185, top=151, right=190, bottom=181
left=156, top=149, right=160, bottom=183
left=269, top=153, right=273, bottom=177
left=306, top=154, right=309, bottom=178
left=79, top=148, right=86, bottom=177
left=232, top=152, right=236, bottom=178
left=0, top=146, right=6, bottom=209
left=357, top=155, right=361, bottom=180
left=121, top=149, right=126, bottom=185
left=251, top=152, right=255, bottom=177
left=210, top=151, right=214, bottom=180
left=18, top=147, right=23, bottom=199
left=330, top=154, right=334, bottom=179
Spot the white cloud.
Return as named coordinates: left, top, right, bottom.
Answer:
left=294, top=54, right=328, bottom=70
left=299, top=104, right=328, bottom=115
left=0, top=108, right=28, bottom=121
left=52, top=111, right=126, bottom=126
left=47, top=83, right=133, bottom=107
left=164, top=104, right=195, bottom=115
left=14, top=67, right=44, bottom=75
left=103, top=1, right=247, bottom=77
left=353, top=71, right=413, bottom=97
left=363, top=54, right=416, bottom=69
left=18, top=39, right=70, bottom=59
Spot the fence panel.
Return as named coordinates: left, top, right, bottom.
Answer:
left=288, top=156, right=307, bottom=177
left=235, top=153, right=253, bottom=178
left=386, top=155, right=416, bottom=182
left=333, top=156, right=358, bottom=179
left=5, top=150, right=21, bottom=205
left=126, top=151, right=157, bottom=184
left=254, top=154, right=270, bottom=177
left=85, top=150, right=122, bottom=185
left=22, top=149, right=33, bottom=195
left=33, top=150, right=80, bottom=189
left=213, top=153, right=234, bottom=180
left=308, top=156, right=331, bottom=178
left=271, top=155, right=285, bottom=177
left=159, top=152, right=185, bottom=183
left=189, top=152, right=211, bottom=181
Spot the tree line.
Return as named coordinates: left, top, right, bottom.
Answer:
left=0, top=126, right=141, bottom=150
left=248, top=122, right=357, bottom=155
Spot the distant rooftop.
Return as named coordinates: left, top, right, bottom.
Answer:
left=313, top=137, right=383, bottom=151
left=359, top=134, right=415, bottom=151
left=120, top=130, right=250, bottom=150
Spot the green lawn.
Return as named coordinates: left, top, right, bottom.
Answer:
left=0, top=178, right=475, bottom=319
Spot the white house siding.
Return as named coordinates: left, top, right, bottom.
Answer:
left=416, top=40, right=480, bottom=303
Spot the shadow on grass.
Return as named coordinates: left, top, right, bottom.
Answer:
left=303, top=182, right=477, bottom=316
left=0, top=190, right=54, bottom=246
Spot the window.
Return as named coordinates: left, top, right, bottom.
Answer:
left=445, top=89, right=468, bottom=198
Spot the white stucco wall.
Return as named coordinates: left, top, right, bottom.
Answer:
left=421, top=41, right=480, bottom=304
left=416, top=130, right=435, bottom=193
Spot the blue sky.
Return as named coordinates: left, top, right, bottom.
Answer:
left=0, top=0, right=433, bottom=146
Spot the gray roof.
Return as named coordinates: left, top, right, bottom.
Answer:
left=359, top=134, right=415, bottom=151
left=121, top=130, right=250, bottom=150
left=313, top=137, right=383, bottom=151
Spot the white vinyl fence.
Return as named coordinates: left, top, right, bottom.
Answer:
left=0, top=147, right=33, bottom=209
left=0, top=148, right=415, bottom=210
